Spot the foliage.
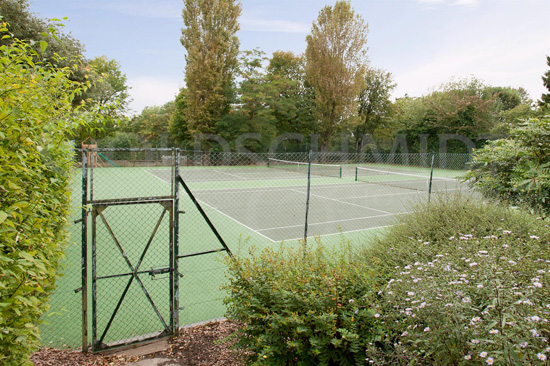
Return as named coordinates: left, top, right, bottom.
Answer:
left=0, top=0, right=85, bottom=69
left=395, top=77, right=533, bottom=153
left=354, top=67, right=396, bottom=152
left=538, top=55, right=550, bottom=112
left=363, top=196, right=550, bottom=365
left=224, top=242, right=378, bottom=365
left=305, top=0, right=369, bottom=152
left=72, top=55, right=131, bottom=141
left=181, top=0, right=241, bottom=145
left=467, top=116, right=550, bottom=216
left=169, top=88, right=191, bottom=146
left=127, top=100, right=175, bottom=147
left=0, top=26, right=92, bottom=365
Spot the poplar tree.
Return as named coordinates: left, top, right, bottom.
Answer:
left=180, top=0, right=241, bottom=145
left=305, top=0, right=369, bottom=152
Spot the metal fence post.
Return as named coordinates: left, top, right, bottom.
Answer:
left=81, top=150, right=88, bottom=353
left=173, top=148, right=180, bottom=335
left=303, top=150, right=312, bottom=248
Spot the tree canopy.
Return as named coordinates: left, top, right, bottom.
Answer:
left=305, top=0, right=369, bottom=152
left=180, top=0, right=241, bottom=146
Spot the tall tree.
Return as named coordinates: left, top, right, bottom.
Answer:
left=538, top=55, right=550, bottom=111
left=180, top=0, right=241, bottom=148
left=305, top=0, right=369, bottom=152
left=354, top=67, right=396, bottom=152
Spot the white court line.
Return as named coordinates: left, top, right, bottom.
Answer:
left=196, top=200, right=276, bottom=243
left=283, top=224, right=395, bottom=242
left=212, top=169, right=248, bottom=180
left=145, top=169, right=171, bottom=184
left=291, top=189, right=392, bottom=215
left=257, top=211, right=412, bottom=232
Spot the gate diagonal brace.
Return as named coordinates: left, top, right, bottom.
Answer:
left=94, top=202, right=172, bottom=348
left=176, top=176, right=232, bottom=257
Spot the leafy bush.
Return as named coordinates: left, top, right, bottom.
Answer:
left=0, top=26, right=92, bottom=365
left=467, top=116, right=550, bottom=216
left=364, top=196, right=550, bottom=365
left=224, top=241, right=378, bottom=366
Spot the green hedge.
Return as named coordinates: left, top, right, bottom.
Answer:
left=0, top=27, right=90, bottom=365
left=224, top=242, right=378, bottom=366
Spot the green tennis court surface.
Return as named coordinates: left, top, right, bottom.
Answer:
left=39, top=161, right=469, bottom=348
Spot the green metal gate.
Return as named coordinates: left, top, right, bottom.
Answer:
left=80, top=148, right=231, bottom=353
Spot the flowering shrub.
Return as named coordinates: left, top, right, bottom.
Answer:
left=224, top=242, right=378, bottom=366
left=467, top=116, right=550, bottom=216
left=365, top=196, right=550, bottom=365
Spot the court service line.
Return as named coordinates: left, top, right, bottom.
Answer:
left=257, top=211, right=412, bottom=232
left=283, top=224, right=395, bottom=242
left=196, top=200, right=277, bottom=243
left=291, top=189, right=393, bottom=215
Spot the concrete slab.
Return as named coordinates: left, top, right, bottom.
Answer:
left=123, top=358, right=182, bottom=366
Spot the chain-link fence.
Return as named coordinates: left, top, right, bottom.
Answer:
left=39, top=149, right=473, bottom=350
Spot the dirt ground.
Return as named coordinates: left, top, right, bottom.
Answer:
left=32, top=319, right=247, bottom=366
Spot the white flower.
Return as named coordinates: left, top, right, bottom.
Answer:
left=401, top=331, right=408, bottom=337
left=374, top=313, right=380, bottom=318
left=520, top=342, right=528, bottom=348
left=470, top=262, right=478, bottom=267
left=472, top=339, right=480, bottom=344
left=477, top=284, right=484, bottom=288
left=531, top=329, right=540, bottom=337
left=534, top=282, right=543, bottom=288
left=424, top=327, right=430, bottom=332
left=463, top=297, right=471, bottom=303
left=407, top=292, right=415, bottom=296
left=464, top=354, right=471, bottom=360
left=480, top=351, right=488, bottom=358
left=530, top=235, right=540, bottom=240
left=537, top=353, right=547, bottom=361
left=486, top=357, right=494, bottom=365
left=489, top=329, right=499, bottom=334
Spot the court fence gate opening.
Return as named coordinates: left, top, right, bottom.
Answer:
left=43, top=149, right=473, bottom=352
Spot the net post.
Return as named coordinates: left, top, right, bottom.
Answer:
left=428, top=153, right=435, bottom=202
left=267, top=158, right=270, bottom=168
left=355, top=166, right=358, bottom=181
left=339, top=166, right=342, bottom=179
left=303, top=150, right=312, bottom=250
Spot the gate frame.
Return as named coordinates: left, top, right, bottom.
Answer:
left=80, top=148, right=231, bottom=353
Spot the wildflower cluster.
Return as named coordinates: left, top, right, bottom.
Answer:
left=366, top=226, right=550, bottom=365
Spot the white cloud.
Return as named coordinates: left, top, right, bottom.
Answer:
left=393, top=32, right=548, bottom=101
left=240, top=18, right=310, bottom=33
left=416, top=0, right=480, bottom=6
left=127, top=76, right=183, bottom=115
left=77, top=0, right=180, bottom=19
left=451, top=0, right=480, bottom=7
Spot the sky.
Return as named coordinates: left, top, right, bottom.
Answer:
left=30, top=0, right=550, bottom=115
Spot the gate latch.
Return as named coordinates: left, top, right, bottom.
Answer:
left=148, top=267, right=170, bottom=278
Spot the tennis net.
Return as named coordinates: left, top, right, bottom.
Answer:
left=268, top=158, right=342, bottom=178
left=355, top=166, right=461, bottom=192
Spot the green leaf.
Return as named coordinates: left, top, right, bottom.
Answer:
left=39, top=41, right=48, bottom=54
left=0, top=211, right=7, bottom=225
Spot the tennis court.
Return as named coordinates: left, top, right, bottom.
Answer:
left=145, top=159, right=465, bottom=242
left=39, top=151, right=471, bottom=349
